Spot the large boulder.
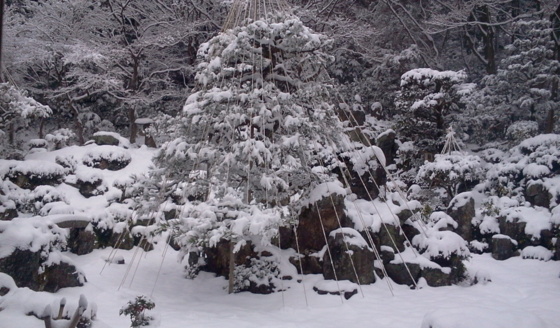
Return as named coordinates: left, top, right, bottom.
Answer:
left=323, top=228, right=375, bottom=284
left=421, top=267, right=452, bottom=287
left=384, top=262, right=421, bottom=286
left=0, top=248, right=84, bottom=292
left=447, top=192, right=475, bottom=241
left=525, top=181, right=551, bottom=208
left=498, top=216, right=528, bottom=247
left=289, top=252, right=323, bottom=275
left=376, top=129, right=398, bottom=166
left=4, top=160, right=65, bottom=190
left=40, top=261, right=85, bottom=292
left=293, top=195, right=351, bottom=252
left=374, top=224, right=406, bottom=253
left=491, top=234, right=518, bottom=260
left=0, top=249, right=42, bottom=290
left=82, top=146, right=131, bottom=171
left=67, top=229, right=96, bottom=255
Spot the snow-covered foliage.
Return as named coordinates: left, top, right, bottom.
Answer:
left=412, top=212, right=470, bottom=261
left=149, top=14, right=352, bottom=255
left=486, top=134, right=560, bottom=202
left=233, top=257, right=280, bottom=293
left=45, top=129, right=76, bottom=150
left=394, top=68, right=467, bottom=158
left=417, top=153, right=485, bottom=198
left=0, top=82, right=51, bottom=135
left=462, top=19, right=560, bottom=142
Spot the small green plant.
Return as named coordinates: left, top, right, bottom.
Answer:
left=119, top=295, right=155, bottom=327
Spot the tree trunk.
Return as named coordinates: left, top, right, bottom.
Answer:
left=546, top=78, right=558, bottom=133
left=129, top=107, right=137, bottom=144
left=228, top=240, right=235, bottom=294
left=0, top=0, right=4, bottom=83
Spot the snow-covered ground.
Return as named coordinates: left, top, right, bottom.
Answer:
left=1, top=244, right=559, bottom=328
left=1, top=140, right=560, bottom=328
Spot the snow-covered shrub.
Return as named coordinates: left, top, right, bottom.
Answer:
left=486, top=134, right=560, bottom=200
left=29, top=186, right=68, bottom=214
left=1, top=160, right=66, bottom=190
left=45, top=128, right=75, bottom=150
left=28, top=139, right=48, bottom=150
left=0, top=83, right=51, bottom=145
left=506, top=120, right=539, bottom=142
left=55, top=155, right=78, bottom=175
left=411, top=212, right=470, bottom=282
left=119, top=295, right=155, bottom=328
left=416, top=153, right=485, bottom=198
left=233, top=257, right=280, bottom=294
left=82, top=146, right=131, bottom=170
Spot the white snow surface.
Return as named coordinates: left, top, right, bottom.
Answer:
left=2, top=246, right=559, bottom=328
left=1, top=144, right=560, bottom=327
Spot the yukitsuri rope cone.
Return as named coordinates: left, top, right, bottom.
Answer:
left=114, top=0, right=465, bottom=305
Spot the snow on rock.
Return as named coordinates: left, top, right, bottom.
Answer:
left=500, top=206, right=551, bottom=238
left=329, top=228, right=369, bottom=249
left=82, top=145, right=132, bottom=170
left=303, top=180, right=346, bottom=206
left=521, top=246, right=553, bottom=261
left=412, top=229, right=470, bottom=261
left=92, top=131, right=131, bottom=148
left=313, top=279, right=359, bottom=299
left=523, top=163, right=551, bottom=179
left=0, top=160, right=65, bottom=180
left=0, top=217, right=66, bottom=259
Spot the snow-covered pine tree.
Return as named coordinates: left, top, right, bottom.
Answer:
left=145, top=13, right=351, bottom=276
left=463, top=18, right=560, bottom=143
left=393, top=68, right=467, bottom=168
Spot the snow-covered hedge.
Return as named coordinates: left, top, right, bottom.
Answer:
left=82, top=146, right=132, bottom=170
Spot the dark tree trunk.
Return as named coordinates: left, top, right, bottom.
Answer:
left=0, top=0, right=4, bottom=83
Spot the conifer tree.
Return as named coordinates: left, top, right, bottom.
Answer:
left=147, top=13, right=350, bottom=258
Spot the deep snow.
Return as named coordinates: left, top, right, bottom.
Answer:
left=1, top=244, right=559, bottom=328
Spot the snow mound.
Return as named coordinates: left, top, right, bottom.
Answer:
left=521, top=246, right=553, bottom=261
left=0, top=218, right=66, bottom=259
left=82, top=146, right=132, bottom=170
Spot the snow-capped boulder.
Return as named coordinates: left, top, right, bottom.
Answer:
left=0, top=219, right=86, bottom=292
left=323, top=228, right=375, bottom=284
left=491, top=234, right=518, bottom=260
left=91, top=131, right=130, bottom=148
left=67, top=229, right=96, bottom=255
left=376, top=129, right=398, bottom=166
left=384, top=261, right=421, bottom=286
left=525, top=181, right=552, bottom=208
left=75, top=168, right=106, bottom=198
left=448, top=192, right=475, bottom=241
left=2, top=160, right=65, bottom=190
left=313, top=280, right=359, bottom=300
left=82, top=146, right=131, bottom=171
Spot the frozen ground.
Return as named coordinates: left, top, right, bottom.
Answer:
left=1, top=243, right=559, bottom=328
